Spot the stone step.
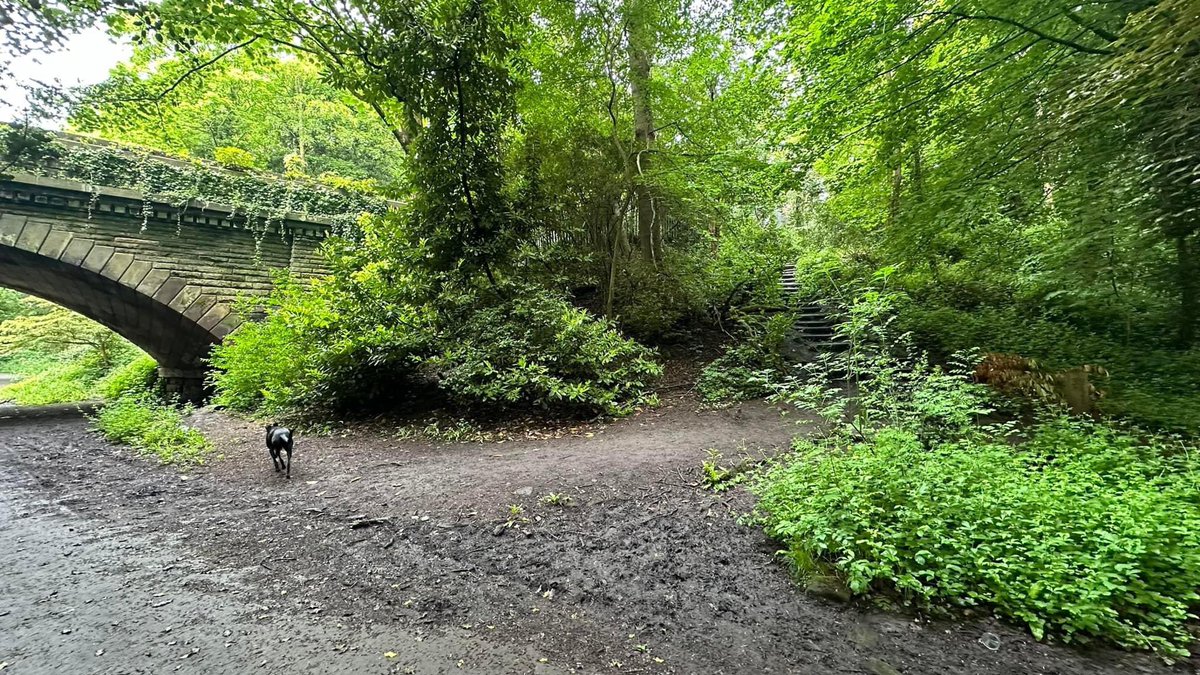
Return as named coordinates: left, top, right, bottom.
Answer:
left=779, top=265, right=852, bottom=358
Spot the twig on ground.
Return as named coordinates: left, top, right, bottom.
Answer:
left=350, top=517, right=393, bottom=529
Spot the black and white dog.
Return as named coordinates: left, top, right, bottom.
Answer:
left=265, top=424, right=294, bottom=479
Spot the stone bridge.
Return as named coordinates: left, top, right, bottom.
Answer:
left=0, top=170, right=335, bottom=401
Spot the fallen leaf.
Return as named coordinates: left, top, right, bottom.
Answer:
left=384, top=651, right=398, bottom=659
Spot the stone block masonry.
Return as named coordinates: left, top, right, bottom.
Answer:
left=0, top=173, right=335, bottom=402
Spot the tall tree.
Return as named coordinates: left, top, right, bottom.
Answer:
left=70, top=49, right=406, bottom=180
left=625, top=0, right=661, bottom=262
left=767, top=0, right=1200, bottom=345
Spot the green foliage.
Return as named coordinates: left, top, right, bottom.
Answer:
left=93, top=394, right=211, bottom=465
left=766, top=0, right=1200, bottom=435
left=698, top=312, right=795, bottom=402
left=0, top=357, right=95, bottom=405
left=0, top=347, right=149, bottom=406
left=209, top=272, right=661, bottom=418
left=0, top=298, right=127, bottom=368
left=899, top=301, right=1200, bottom=433
left=0, top=292, right=151, bottom=406
left=539, top=492, right=573, bottom=506
left=429, top=294, right=662, bottom=415
left=698, top=343, right=779, bottom=403
left=207, top=275, right=352, bottom=415
left=608, top=259, right=706, bottom=340
left=71, top=50, right=406, bottom=181
left=755, top=283, right=1200, bottom=656
left=98, top=354, right=159, bottom=400
left=754, top=419, right=1200, bottom=657
left=212, top=146, right=260, bottom=170
left=0, top=289, right=33, bottom=322
left=0, top=348, right=58, bottom=377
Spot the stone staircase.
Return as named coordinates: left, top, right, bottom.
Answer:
left=780, top=264, right=848, bottom=359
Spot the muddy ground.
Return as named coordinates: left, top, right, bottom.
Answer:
left=0, top=399, right=1190, bottom=674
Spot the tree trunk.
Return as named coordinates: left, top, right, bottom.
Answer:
left=627, top=4, right=658, bottom=263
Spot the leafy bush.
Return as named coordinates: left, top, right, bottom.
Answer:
left=753, top=419, right=1200, bottom=656
left=0, top=346, right=149, bottom=406
left=755, top=281, right=1200, bottom=657
left=207, top=288, right=331, bottom=414
left=610, top=259, right=707, bottom=341
left=428, top=294, right=662, bottom=415
left=210, top=273, right=662, bottom=418
left=209, top=273, right=435, bottom=415
left=212, top=146, right=260, bottom=169
left=0, top=292, right=152, bottom=406
left=0, top=348, right=58, bottom=376
left=697, top=345, right=779, bottom=402
left=98, top=354, right=159, bottom=400
left=93, top=395, right=211, bottom=465
left=900, top=302, right=1200, bottom=432
left=698, top=311, right=796, bottom=402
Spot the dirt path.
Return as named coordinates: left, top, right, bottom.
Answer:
left=0, top=400, right=1186, bottom=674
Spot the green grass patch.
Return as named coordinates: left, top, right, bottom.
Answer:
left=0, top=347, right=151, bottom=406
left=753, top=418, right=1200, bottom=658
left=92, top=395, right=211, bottom=465
left=0, top=348, right=60, bottom=376
left=1, top=356, right=98, bottom=405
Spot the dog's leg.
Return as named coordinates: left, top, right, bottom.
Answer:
left=285, top=447, right=292, bottom=479
left=271, top=448, right=281, bottom=472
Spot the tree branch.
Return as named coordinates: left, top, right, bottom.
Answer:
left=142, top=37, right=259, bottom=102
left=927, top=10, right=1114, bottom=54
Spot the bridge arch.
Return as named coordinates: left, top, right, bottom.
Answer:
left=0, top=173, right=332, bottom=401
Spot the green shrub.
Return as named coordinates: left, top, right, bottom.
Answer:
left=755, top=283, right=1200, bottom=657
left=98, top=354, right=158, bottom=400
left=610, top=259, right=707, bottom=340
left=753, top=419, right=1200, bottom=657
left=211, top=274, right=662, bottom=418
left=208, top=302, right=323, bottom=414
left=209, top=275, right=432, bottom=415
left=698, top=344, right=779, bottom=402
left=0, top=348, right=59, bottom=376
left=212, top=146, right=260, bottom=169
left=899, top=303, right=1200, bottom=433
left=93, top=395, right=211, bottom=465
left=698, top=310, right=797, bottom=403
left=428, top=294, right=662, bottom=415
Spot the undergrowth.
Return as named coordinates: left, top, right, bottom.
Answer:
left=92, top=394, right=211, bottom=465
left=754, top=420, right=1200, bottom=657
left=747, top=281, right=1200, bottom=658
left=0, top=347, right=149, bottom=405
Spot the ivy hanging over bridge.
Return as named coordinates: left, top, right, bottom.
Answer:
left=0, top=123, right=390, bottom=237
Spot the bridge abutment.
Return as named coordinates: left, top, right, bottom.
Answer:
left=157, top=368, right=211, bottom=405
